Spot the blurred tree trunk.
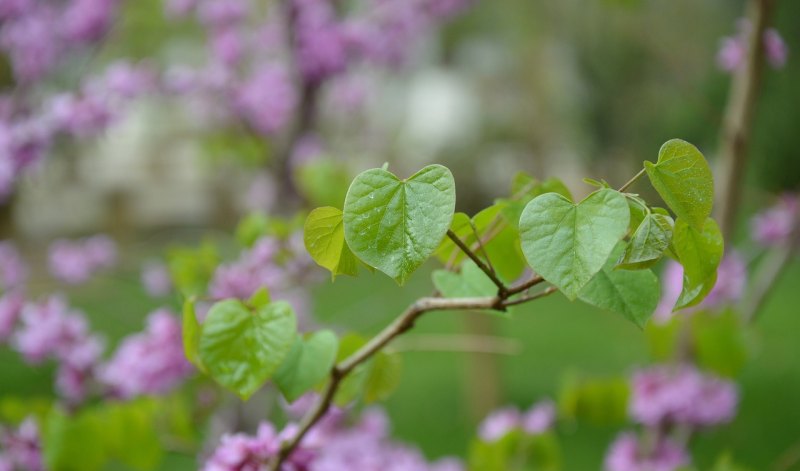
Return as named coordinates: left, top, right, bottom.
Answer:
left=0, top=196, right=15, bottom=239
left=462, top=313, right=502, bottom=421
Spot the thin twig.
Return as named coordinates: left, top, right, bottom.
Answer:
left=506, top=275, right=545, bottom=296
left=470, top=221, right=497, bottom=276
left=743, top=235, right=798, bottom=323
left=618, top=168, right=646, bottom=193
left=502, top=287, right=558, bottom=307
left=446, top=230, right=507, bottom=296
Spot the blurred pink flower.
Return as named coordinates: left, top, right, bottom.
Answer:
left=0, top=417, right=44, bottom=471
left=0, top=241, right=28, bottom=290
left=521, top=399, right=556, bottom=435
left=764, top=28, right=788, bottom=69
left=141, top=261, right=173, bottom=297
left=478, top=407, right=520, bottom=442
left=605, top=432, right=689, bottom=471
left=751, top=194, right=798, bottom=246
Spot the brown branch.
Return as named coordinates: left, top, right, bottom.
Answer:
left=446, top=230, right=508, bottom=297
left=715, top=0, right=776, bottom=240
left=502, top=286, right=558, bottom=307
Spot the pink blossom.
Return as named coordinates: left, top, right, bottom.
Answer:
left=629, top=365, right=738, bottom=427
left=47, top=93, right=114, bottom=138
left=47, top=235, right=117, bottom=284
left=478, top=407, right=520, bottom=442
left=62, top=0, right=117, bottom=43
left=99, top=308, right=193, bottom=398
left=197, top=0, right=248, bottom=29
left=0, top=241, right=28, bottom=289
left=141, top=261, right=173, bottom=297
left=604, top=432, right=689, bottom=471
left=0, top=417, right=44, bottom=471
left=751, top=194, right=798, bottom=246
left=0, top=291, right=25, bottom=341
left=764, top=28, right=788, bottom=69
left=717, top=36, right=745, bottom=72
left=0, top=9, right=62, bottom=82
left=165, top=0, right=197, bottom=18
left=233, top=65, right=297, bottom=135
left=14, top=296, right=95, bottom=364
left=210, top=27, right=247, bottom=67
left=291, top=0, right=348, bottom=83
left=521, top=399, right=556, bottom=435
left=202, top=423, right=280, bottom=471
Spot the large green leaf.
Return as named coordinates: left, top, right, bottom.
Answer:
left=304, top=207, right=359, bottom=279
left=343, top=165, right=456, bottom=284
left=519, top=189, right=629, bottom=300
left=274, top=330, right=339, bottom=402
left=672, top=217, right=724, bottom=310
left=644, top=139, right=714, bottom=230
left=44, top=409, right=107, bottom=471
left=579, top=245, right=660, bottom=328
left=101, top=400, right=162, bottom=471
left=617, top=213, right=674, bottom=270
left=198, top=300, right=296, bottom=399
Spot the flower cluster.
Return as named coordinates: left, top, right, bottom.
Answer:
left=0, top=417, right=44, bottom=471
left=48, top=235, right=118, bottom=285
left=477, top=399, right=557, bottom=442
left=717, top=19, right=788, bottom=72
left=604, top=365, right=738, bottom=471
left=99, top=308, right=194, bottom=399
left=654, top=252, right=747, bottom=323
left=750, top=194, right=799, bottom=247
left=203, top=405, right=463, bottom=471
left=0, top=242, right=27, bottom=291
left=141, top=261, right=173, bottom=298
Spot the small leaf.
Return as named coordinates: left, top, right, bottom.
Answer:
left=182, top=298, right=202, bottom=369
left=248, top=287, right=271, bottom=309
left=198, top=300, right=296, bottom=400
left=44, top=408, right=107, bottom=471
left=274, top=330, right=339, bottom=402
left=672, top=217, right=724, bottom=310
left=364, top=351, right=403, bottom=403
left=343, top=165, right=456, bottom=284
left=644, top=139, right=714, bottom=230
left=304, top=207, right=359, bottom=279
left=519, top=189, right=630, bottom=300
left=617, top=213, right=674, bottom=270
left=579, top=244, right=660, bottom=328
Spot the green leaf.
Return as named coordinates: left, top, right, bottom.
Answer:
left=579, top=244, right=660, bottom=328
left=519, top=189, right=629, bottom=300
left=44, top=409, right=107, bottom=471
left=236, top=213, right=271, bottom=248
left=198, top=300, right=296, bottom=400
left=101, top=400, right=162, bottom=471
left=295, top=157, right=352, bottom=208
left=558, top=373, right=630, bottom=426
left=432, top=260, right=498, bottom=298
left=691, top=310, right=748, bottom=377
left=644, top=139, right=714, bottom=230
left=434, top=212, right=471, bottom=263
left=167, top=241, right=220, bottom=297
left=248, top=287, right=271, bottom=309
left=274, top=330, right=339, bottom=402
left=672, top=217, right=724, bottom=310
left=182, top=298, right=203, bottom=370
left=304, top=207, right=359, bottom=279
left=364, top=351, right=403, bottom=403
left=469, top=430, right=561, bottom=471
left=617, top=213, right=674, bottom=270
left=343, top=164, right=456, bottom=284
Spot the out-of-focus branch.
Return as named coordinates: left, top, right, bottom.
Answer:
left=715, top=0, right=776, bottom=240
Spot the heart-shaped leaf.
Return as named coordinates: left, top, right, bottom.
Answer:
left=343, top=165, right=456, bottom=284
left=672, top=217, right=723, bottom=310
left=198, top=300, right=296, bottom=400
left=519, top=189, right=629, bottom=300
left=274, top=330, right=339, bottom=402
left=645, top=139, right=714, bottom=231
left=304, top=207, right=359, bottom=279
left=580, top=244, right=660, bottom=328
left=616, top=213, right=674, bottom=270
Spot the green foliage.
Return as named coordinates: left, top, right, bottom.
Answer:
left=235, top=213, right=272, bottom=248
left=644, top=139, right=714, bottom=231
left=304, top=206, right=360, bottom=279
left=432, top=260, right=498, bottom=299
left=578, top=243, right=660, bottom=328
left=519, top=189, right=630, bottom=300
left=672, top=218, right=724, bottom=310
left=274, top=330, right=339, bottom=402
left=181, top=298, right=202, bottom=370
left=167, top=241, right=220, bottom=297
left=198, top=300, right=297, bottom=400
left=468, top=431, right=561, bottom=471
left=295, top=157, right=352, bottom=208
left=558, top=374, right=630, bottom=426
left=332, top=334, right=403, bottom=406
left=342, top=165, right=456, bottom=284
left=617, top=212, right=674, bottom=270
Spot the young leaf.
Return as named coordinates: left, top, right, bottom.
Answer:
left=274, top=330, right=339, bottom=402
left=616, top=213, right=674, bottom=270
left=672, top=217, right=723, bottom=310
left=181, top=298, right=203, bottom=370
left=304, top=207, right=359, bottom=279
left=519, top=189, right=629, bottom=300
left=44, top=408, right=107, bottom=471
left=644, top=139, right=714, bottom=230
left=579, top=244, right=660, bottom=328
left=363, top=351, right=403, bottom=403
left=343, top=165, right=456, bottom=284
left=198, top=300, right=296, bottom=400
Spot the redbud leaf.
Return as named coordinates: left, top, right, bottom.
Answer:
left=181, top=298, right=204, bottom=372
left=616, top=213, right=674, bottom=270
left=519, top=189, right=630, bottom=300
left=304, top=207, right=359, bottom=279
left=198, top=300, right=296, bottom=400
left=273, top=330, right=339, bottom=402
left=363, top=351, right=402, bottom=403
left=343, top=165, right=456, bottom=285
left=672, top=217, right=724, bottom=310
left=44, top=408, right=107, bottom=471
left=579, top=243, right=660, bottom=329
left=644, top=139, right=714, bottom=231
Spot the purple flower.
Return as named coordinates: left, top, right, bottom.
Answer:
left=0, top=417, right=44, bottom=471
left=764, top=28, right=788, bottom=69
left=0, top=8, right=61, bottom=82
left=478, top=407, right=521, bottom=442
left=604, top=432, right=689, bottom=471
left=62, top=0, right=117, bottom=43
left=14, top=296, right=93, bottom=363
left=0, top=291, right=25, bottom=341
left=99, top=308, right=193, bottom=398
left=210, top=27, right=247, bottom=67
left=141, top=261, right=173, bottom=297
left=197, top=0, right=248, bottom=29
left=47, top=235, right=117, bottom=284
left=291, top=0, right=348, bottom=83
left=202, top=423, right=280, bottom=471
left=233, top=64, right=297, bottom=135
left=717, top=36, right=745, bottom=72
left=751, top=194, right=798, bottom=246
left=47, top=93, right=114, bottom=138
left=0, top=241, right=28, bottom=290
left=165, top=0, right=197, bottom=18
left=629, top=365, right=738, bottom=428
left=521, top=399, right=556, bottom=435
